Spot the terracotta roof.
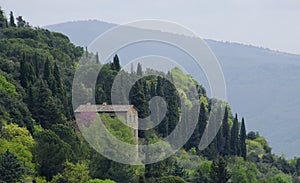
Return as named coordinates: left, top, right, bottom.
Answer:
left=75, top=103, right=136, bottom=113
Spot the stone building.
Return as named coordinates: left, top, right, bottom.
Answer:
left=75, top=102, right=139, bottom=139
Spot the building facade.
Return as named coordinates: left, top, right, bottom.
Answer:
left=75, top=103, right=139, bottom=139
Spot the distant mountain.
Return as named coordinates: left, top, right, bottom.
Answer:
left=45, top=20, right=300, bottom=158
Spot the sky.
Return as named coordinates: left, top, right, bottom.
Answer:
left=1, top=0, right=300, bottom=54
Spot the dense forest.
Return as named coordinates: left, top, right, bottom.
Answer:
left=1, top=7, right=300, bottom=183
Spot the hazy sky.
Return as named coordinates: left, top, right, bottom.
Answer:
left=1, top=0, right=300, bottom=54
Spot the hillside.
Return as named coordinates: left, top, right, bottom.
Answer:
left=45, top=20, right=300, bottom=158
left=1, top=10, right=300, bottom=183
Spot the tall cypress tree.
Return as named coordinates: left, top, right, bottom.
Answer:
left=113, top=54, right=121, bottom=71
left=95, top=52, right=100, bottom=63
left=198, top=102, right=207, bottom=141
left=222, top=107, right=230, bottom=156
left=53, top=62, right=62, bottom=95
left=43, top=58, right=51, bottom=82
left=130, top=79, right=149, bottom=138
left=9, top=11, right=16, bottom=27
left=19, top=53, right=36, bottom=88
left=0, top=7, right=8, bottom=28
left=185, top=102, right=207, bottom=150
left=296, top=158, right=300, bottom=176
left=165, top=80, right=179, bottom=135
left=33, top=53, right=39, bottom=78
left=35, top=81, right=65, bottom=128
left=137, top=63, right=142, bottom=77
left=150, top=81, right=156, bottom=97
left=20, top=53, right=27, bottom=88
left=156, top=76, right=164, bottom=96
left=230, top=114, right=239, bottom=155
left=240, top=117, right=247, bottom=160
left=43, top=58, right=54, bottom=89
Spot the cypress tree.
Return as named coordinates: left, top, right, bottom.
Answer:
left=53, top=62, right=62, bottom=95
left=43, top=58, right=51, bottom=82
left=216, top=122, right=223, bottom=155
left=43, top=58, right=54, bottom=90
left=165, top=80, right=179, bottom=135
left=230, top=114, right=239, bottom=155
left=9, top=11, right=16, bottom=27
left=150, top=81, right=156, bottom=97
left=185, top=102, right=207, bottom=150
left=19, top=54, right=35, bottom=89
left=20, top=53, right=27, bottom=88
left=198, top=103, right=207, bottom=141
left=240, top=117, right=247, bottom=160
left=137, top=63, right=142, bottom=77
left=222, top=107, right=230, bottom=156
left=85, top=47, right=88, bottom=58
left=130, top=79, right=149, bottom=138
left=156, top=76, right=164, bottom=96
left=34, top=81, right=65, bottom=129
left=113, top=54, right=121, bottom=71
left=0, top=7, right=8, bottom=28
left=33, top=53, right=39, bottom=78
left=95, top=52, right=99, bottom=63
left=296, top=158, right=300, bottom=176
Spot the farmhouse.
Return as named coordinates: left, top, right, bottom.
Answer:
left=75, top=102, right=139, bottom=139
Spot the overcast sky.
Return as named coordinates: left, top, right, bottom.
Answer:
left=1, top=0, right=300, bottom=54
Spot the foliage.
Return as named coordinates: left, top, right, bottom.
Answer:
left=0, top=123, right=35, bottom=172
left=0, top=12, right=298, bottom=183
left=51, top=161, right=90, bottom=183
left=0, top=150, right=25, bottom=183
left=0, top=74, right=17, bottom=96
left=88, top=179, right=116, bottom=183
left=209, top=157, right=231, bottom=183
left=33, top=130, right=72, bottom=181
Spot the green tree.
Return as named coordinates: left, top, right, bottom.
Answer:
left=43, top=58, right=53, bottom=86
left=230, top=114, right=239, bottom=155
left=0, top=7, right=8, bottom=28
left=296, top=158, right=300, bottom=176
left=20, top=53, right=28, bottom=88
left=16, top=16, right=26, bottom=27
left=209, top=157, right=231, bottom=183
left=222, top=107, right=230, bottom=156
left=156, top=76, right=164, bottom=96
left=0, top=123, right=35, bottom=170
left=269, top=173, right=292, bottom=183
left=198, top=102, right=207, bottom=142
left=95, top=52, right=100, bottom=63
left=0, top=150, right=25, bottom=183
left=130, top=79, right=149, bottom=138
left=185, top=102, right=207, bottom=150
left=51, top=161, right=90, bottom=183
left=34, top=130, right=72, bottom=181
left=240, top=118, right=247, bottom=160
left=32, top=81, right=66, bottom=128
left=137, top=63, right=142, bottom=77
left=193, top=161, right=211, bottom=183
left=9, top=11, right=16, bottom=27
left=112, top=54, right=121, bottom=71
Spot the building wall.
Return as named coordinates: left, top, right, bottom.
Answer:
left=127, top=108, right=139, bottom=140
left=97, top=108, right=139, bottom=140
